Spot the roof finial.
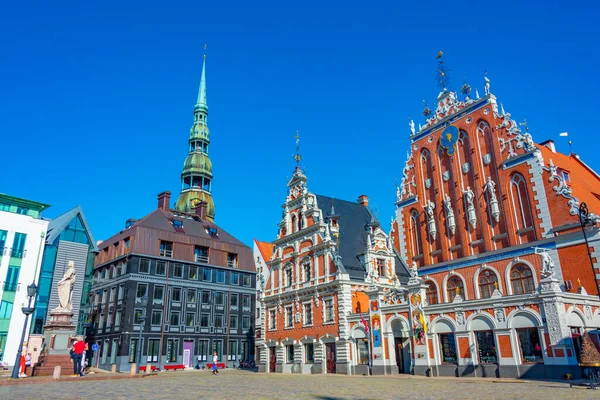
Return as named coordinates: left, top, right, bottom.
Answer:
left=294, top=130, right=302, bottom=167
left=203, top=43, right=207, bottom=59
left=436, top=51, right=451, bottom=90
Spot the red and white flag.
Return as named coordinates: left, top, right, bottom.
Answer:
left=360, top=313, right=369, bottom=334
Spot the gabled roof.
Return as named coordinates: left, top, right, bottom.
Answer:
left=314, top=195, right=410, bottom=281
left=254, top=239, right=274, bottom=267
left=46, top=206, right=98, bottom=251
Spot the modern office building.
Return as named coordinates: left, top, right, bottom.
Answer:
left=0, top=193, right=49, bottom=364
left=30, top=206, right=98, bottom=335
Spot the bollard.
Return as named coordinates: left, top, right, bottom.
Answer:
left=111, top=364, right=117, bottom=373
left=53, top=365, right=61, bottom=380
left=145, top=363, right=152, bottom=374
left=130, top=363, right=136, bottom=376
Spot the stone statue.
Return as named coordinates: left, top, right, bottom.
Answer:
left=463, top=186, right=475, bottom=207
left=484, top=177, right=497, bottom=202
left=56, top=261, right=76, bottom=311
left=409, top=119, right=415, bottom=135
left=484, top=76, right=490, bottom=95
left=410, top=261, right=418, bottom=279
left=540, top=250, right=555, bottom=278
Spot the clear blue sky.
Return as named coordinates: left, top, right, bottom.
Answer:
left=2, top=1, right=598, bottom=248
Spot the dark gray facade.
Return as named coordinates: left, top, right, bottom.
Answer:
left=90, top=254, right=256, bottom=371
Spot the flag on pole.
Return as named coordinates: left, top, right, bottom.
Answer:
left=559, top=132, right=569, bottom=137
left=360, top=313, right=369, bottom=334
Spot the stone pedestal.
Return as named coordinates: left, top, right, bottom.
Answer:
left=32, top=309, right=77, bottom=377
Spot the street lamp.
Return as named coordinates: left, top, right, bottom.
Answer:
left=136, top=295, right=148, bottom=374
left=11, top=282, right=37, bottom=379
left=578, top=202, right=600, bottom=299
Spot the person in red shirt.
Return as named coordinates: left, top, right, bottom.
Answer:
left=72, top=339, right=87, bottom=377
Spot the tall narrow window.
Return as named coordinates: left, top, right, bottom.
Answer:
left=425, top=280, right=438, bottom=305
left=510, top=264, right=535, bottom=294
left=446, top=276, right=464, bottom=302
left=478, top=270, right=498, bottom=299
left=377, top=259, right=386, bottom=277
left=410, top=210, right=423, bottom=257
left=510, top=174, right=534, bottom=230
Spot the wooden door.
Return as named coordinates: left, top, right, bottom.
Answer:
left=269, top=347, right=276, bottom=372
left=395, top=338, right=405, bottom=374
left=326, top=343, right=336, bottom=374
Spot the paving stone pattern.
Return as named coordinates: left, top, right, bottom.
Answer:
left=1, top=370, right=596, bottom=400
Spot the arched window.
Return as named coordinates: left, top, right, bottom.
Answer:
left=425, top=280, right=439, bottom=305
left=477, top=121, right=491, bottom=137
left=410, top=210, right=423, bottom=257
left=510, top=264, right=535, bottom=294
left=510, top=174, right=533, bottom=230
left=447, top=276, right=464, bottom=302
left=298, top=212, right=303, bottom=231
left=478, top=269, right=498, bottom=299
left=291, top=215, right=297, bottom=233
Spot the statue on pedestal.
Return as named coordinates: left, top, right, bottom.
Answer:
left=55, top=261, right=76, bottom=312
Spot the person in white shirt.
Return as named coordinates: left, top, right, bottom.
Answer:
left=212, top=352, right=218, bottom=375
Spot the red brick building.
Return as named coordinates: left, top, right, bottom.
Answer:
left=385, top=75, right=600, bottom=378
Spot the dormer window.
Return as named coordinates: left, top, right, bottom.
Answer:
left=227, top=253, right=238, bottom=268
left=172, top=220, right=183, bottom=229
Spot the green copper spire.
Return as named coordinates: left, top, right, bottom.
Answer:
left=175, top=50, right=215, bottom=220
left=196, top=54, right=207, bottom=110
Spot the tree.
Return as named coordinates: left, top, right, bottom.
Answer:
left=580, top=332, right=600, bottom=364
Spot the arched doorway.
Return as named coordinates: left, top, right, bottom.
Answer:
left=392, top=319, right=410, bottom=374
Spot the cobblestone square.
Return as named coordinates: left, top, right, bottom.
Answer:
left=2, top=370, right=597, bottom=400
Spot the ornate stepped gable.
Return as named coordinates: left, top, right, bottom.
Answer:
left=392, top=64, right=600, bottom=305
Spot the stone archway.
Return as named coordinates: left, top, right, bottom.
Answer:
left=391, top=318, right=411, bottom=374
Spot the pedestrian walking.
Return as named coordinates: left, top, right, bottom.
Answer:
left=212, top=352, right=218, bottom=375
left=71, top=339, right=86, bottom=377
left=25, top=353, right=32, bottom=375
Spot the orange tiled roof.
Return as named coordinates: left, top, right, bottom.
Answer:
left=254, top=239, right=274, bottom=268
left=537, top=145, right=600, bottom=215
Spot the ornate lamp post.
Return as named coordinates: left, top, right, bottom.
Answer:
left=579, top=202, right=600, bottom=299
left=136, top=295, right=148, bottom=374
left=10, top=283, right=37, bottom=379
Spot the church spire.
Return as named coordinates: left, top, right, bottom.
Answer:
left=175, top=48, right=215, bottom=220
left=196, top=46, right=207, bottom=110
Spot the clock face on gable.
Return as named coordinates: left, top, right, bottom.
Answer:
left=439, top=125, right=459, bottom=156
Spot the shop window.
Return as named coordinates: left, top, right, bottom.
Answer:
left=357, top=338, right=370, bottom=364
left=475, top=330, right=497, bottom=363
left=305, top=343, right=314, bottom=363
left=439, top=333, right=457, bottom=363
left=517, top=328, right=543, bottom=363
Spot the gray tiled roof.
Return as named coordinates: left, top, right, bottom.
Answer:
left=314, top=195, right=409, bottom=282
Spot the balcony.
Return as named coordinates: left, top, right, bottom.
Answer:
left=227, top=260, right=238, bottom=268
left=10, top=249, right=25, bottom=258
left=195, top=254, right=209, bottom=263
left=159, top=249, right=173, bottom=258
left=3, top=282, right=18, bottom=292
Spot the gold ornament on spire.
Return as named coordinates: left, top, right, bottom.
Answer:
left=578, top=278, right=582, bottom=288
left=203, top=44, right=207, bottom=59
left=293, top=130, right=302, bottom=166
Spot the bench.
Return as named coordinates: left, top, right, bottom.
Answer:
left=207, top=363, right=226, bottom=369
left=163, top=364, right=186, bottom=371
left=138, top=365, right=159, bottom=372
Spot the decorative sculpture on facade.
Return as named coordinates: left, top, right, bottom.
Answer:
left=443, top=193, right=456, bottom=235
left=55, top=261, right=76, bottom=312
left=425, top=200, right=437, bottom=240
left=484, top=177, right=500, bottom=222
left=409, top=118, right=415, bottom=135
left=539, top=249, right=556, bottom=279
left=542, top=159, right=580, bottom=216
left=484, top=75, right=490, bottom=95
left=463, top=186, right=477, bottom=229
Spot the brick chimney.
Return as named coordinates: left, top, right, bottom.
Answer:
left=357, top=194, right=369, bottom=207
left=157, top=191, right=171, bottom=210
left=193, top=200, right=208, bottom=220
